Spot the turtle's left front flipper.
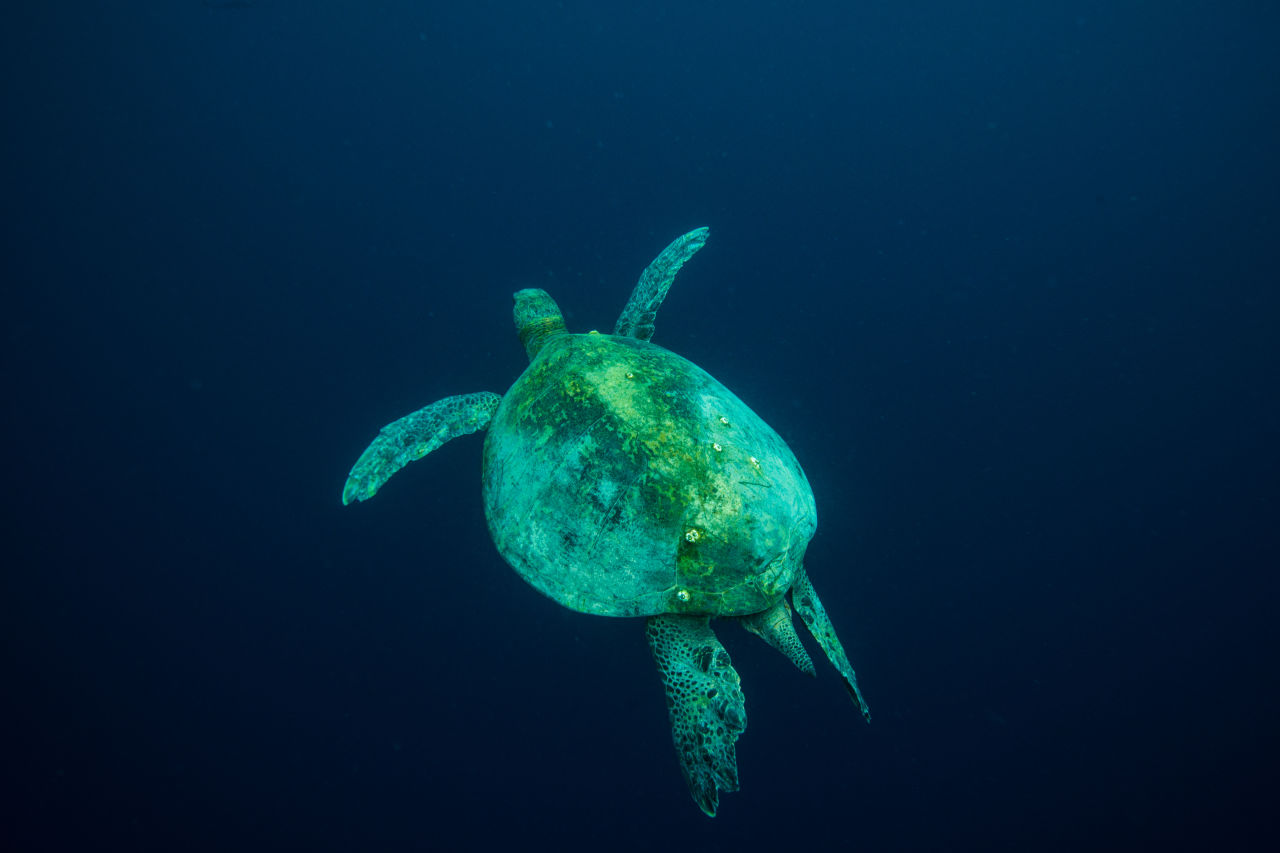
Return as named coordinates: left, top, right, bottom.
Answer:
left=342, top=391, right=502, bottom=505
left=646, top=613, right=746, bottom=818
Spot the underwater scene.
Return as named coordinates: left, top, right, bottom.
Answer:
left=6, top=2, right=1277, bottom=850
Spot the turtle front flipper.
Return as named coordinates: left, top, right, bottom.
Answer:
left=646, top=613, right=746, bottom=817
left=614, top=227, right=709, bottom=342
left=791, top=570, right=872, bottom=722
left=341, top=391, right=502, bottom=505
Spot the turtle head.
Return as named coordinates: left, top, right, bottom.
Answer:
left=513, top=288, right=567, bottom=361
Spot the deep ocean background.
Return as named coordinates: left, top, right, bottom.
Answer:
left=4, top=2, right=1278, bottom=851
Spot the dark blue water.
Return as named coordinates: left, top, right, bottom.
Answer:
left=6, top=2, right=1277, bottom=850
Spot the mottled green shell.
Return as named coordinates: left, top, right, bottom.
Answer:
left=481, top=330, right=816, bottom=618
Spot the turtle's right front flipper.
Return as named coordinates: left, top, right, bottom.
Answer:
left=646, top=613, right=747, bottom=818
left=614, top=227, right=709, bottom=342
left=342, top=391, right=502, bottom=505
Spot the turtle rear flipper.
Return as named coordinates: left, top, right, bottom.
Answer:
left=739, top=599, right=816, bottom=676
left=614, top=227, right=709, bottom=342
left=791, top=570, right=872, bottom=722
left=341, top=391, right=502, bottom=505
left=646, top=613, right=746, bottom=817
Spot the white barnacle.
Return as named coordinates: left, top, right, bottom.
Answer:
left=676, top=589, right=691, bottom=602
left=712, top=442, right=723, bottom=452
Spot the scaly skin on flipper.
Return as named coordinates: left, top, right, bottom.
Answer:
left=646, top=613, right=746, bottom=818
left=739, top=599, right=816, bottom=677
left=791, top=570, right=872, bottom=722
left=614, top=227, right=710, bottom=342
left=342, top=392, right=502, bottom=505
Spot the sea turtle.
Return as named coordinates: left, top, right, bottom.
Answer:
left=341, top=227, right=870, bottom=816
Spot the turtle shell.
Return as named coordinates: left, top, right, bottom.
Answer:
left=481, top=331, right=816, bottom=617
